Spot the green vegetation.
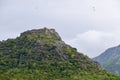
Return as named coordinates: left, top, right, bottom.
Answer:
left=1, top=66, right=120, bottom=80
left=0, top=28, right=120, bottom=80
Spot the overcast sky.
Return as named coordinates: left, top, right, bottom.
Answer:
left=1, top=0, right=120, bottom=58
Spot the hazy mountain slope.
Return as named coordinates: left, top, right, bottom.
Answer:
left=0, top=28, right=120, bottom=80
left=94, top=45, right=120, bottom=75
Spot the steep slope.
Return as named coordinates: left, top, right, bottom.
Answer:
left=94, top=45, right=120, bottom=75
left=0, top=28, right=120, bottom=80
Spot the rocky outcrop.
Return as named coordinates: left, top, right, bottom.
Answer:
left=20, top=27, right=62, bottom=41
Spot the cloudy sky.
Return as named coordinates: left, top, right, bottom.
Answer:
left=1, top=0, right=120, bottom=58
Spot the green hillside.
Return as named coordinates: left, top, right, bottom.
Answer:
left=0, top=28, right=120, bottom=80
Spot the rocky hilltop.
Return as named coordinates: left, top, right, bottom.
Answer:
left=0, top=28, right=120, bottom=80
left=94, top=45, right=120, bottom=75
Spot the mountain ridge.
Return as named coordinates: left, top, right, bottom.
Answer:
left=0, top=27, right=120, bottom=80
left=94, top=45, right=120, bottom=75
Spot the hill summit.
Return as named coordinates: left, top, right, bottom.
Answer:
left=0, top=28, right=120, bottom=80
left=20, top=27, right=62, bottom=41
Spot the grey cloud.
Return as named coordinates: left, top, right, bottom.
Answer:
left=1, top=0, right=120, bottom=57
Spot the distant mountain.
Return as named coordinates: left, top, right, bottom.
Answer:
left=0, top=27, right=120, bottom=80
left=94, top=45, right=120, bottom=75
